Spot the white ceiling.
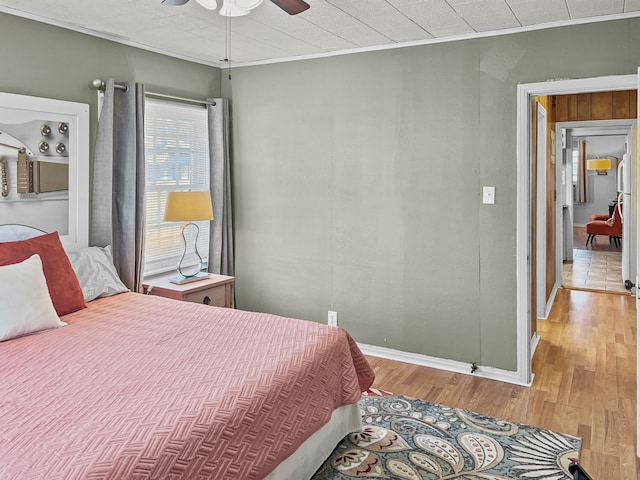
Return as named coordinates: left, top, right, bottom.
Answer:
left=1, top=0, right=640, bottom=67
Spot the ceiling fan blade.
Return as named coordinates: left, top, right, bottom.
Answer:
left=162, top=0, right=190, bottom=5
left=269, top=0, right=309, bottom=15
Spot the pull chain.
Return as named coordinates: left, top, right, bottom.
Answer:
left=225, top=15, right=232, bottom=80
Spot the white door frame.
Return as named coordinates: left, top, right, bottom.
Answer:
left=516, top=74, right=636, bottom=385
left=556, top=121, right=635, bottom=291
left=636, top=66, right=640, bottom=458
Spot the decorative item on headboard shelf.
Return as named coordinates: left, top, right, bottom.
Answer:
left=16, top=150, right=68, bottom=193
left=164, top=191, right=214, bottom=284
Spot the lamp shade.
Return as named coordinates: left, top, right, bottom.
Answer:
left=164, top=191, right=214, bottom=222
left=586, top=158, right=612, bottom=171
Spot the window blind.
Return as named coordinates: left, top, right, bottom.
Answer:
left=143, top=98, right=210, bottom=277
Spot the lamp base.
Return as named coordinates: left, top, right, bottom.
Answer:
left=168, top=272, right=210, bottom=285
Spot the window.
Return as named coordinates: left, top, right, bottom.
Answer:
left=143, top=98, right=210, bottom=277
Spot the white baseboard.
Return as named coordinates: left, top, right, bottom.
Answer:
left=358, top=343, right=533, bottom=387
left=538, top=284, right=559, bottom=320
left=530, top=332, right=540, bottom=357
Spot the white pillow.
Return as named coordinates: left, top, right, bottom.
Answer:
left=0, top=254, right=66, bottom=341
left=66, top=245, right=129, bottom=302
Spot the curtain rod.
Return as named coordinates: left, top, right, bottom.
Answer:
left=90, top=79, right=215, bottom=107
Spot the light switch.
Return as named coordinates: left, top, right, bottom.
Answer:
left=482, top=186, right=495, bottom=204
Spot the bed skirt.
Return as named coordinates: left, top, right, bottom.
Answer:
left=266, top=402, right=362, bottom=480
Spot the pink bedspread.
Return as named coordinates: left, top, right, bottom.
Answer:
left=0, top=292, right=374, bottom=479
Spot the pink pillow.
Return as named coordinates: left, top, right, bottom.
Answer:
left=0, top=232, right=86, bottom=316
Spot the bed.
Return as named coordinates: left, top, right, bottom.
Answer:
left=0, top=226, right=375, bottom=479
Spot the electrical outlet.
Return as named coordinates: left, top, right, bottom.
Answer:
left=327, top=310, right=338, bottom=327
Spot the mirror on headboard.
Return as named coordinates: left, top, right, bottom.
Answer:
left=0, top=93, right=89, bottom=251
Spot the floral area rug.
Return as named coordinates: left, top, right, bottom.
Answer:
left=311, top=393, right=581, bottom=479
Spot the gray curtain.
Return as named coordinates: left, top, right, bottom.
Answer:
left=574, top=140, right=587, bottom=204
left=207, top=98, right=234, bottom=276
left=91, top=79, right=146, bottom=292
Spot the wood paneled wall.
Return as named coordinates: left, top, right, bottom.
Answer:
left=531, top=95, right=556, bottom=334
left=541, top=96, right=556, bottom=310
left=556, top=90, right=637, bottom=122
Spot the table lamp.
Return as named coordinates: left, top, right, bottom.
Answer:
left=164, top=190, right=214, bottom=284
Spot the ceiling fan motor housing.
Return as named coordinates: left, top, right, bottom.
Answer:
left=162, top=0, right=309, bottom=15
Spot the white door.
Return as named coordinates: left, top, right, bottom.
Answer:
left=636, top=66, right=640, bottom=458
left=621, top=148, right=632, bottom=284
left=536, top=104, right=546, bottom=318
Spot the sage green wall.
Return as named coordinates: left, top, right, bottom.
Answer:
left=0, top=13, right=220, bottom=154
left=6, top=10, right=638, bottom=372
left=227, top=18, right=640, bottom=371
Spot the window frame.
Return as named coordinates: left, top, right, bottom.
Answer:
left=143, top=97, right=211, bottom=278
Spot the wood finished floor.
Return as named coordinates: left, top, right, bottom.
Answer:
left=366, top=288, right=637, bottom=479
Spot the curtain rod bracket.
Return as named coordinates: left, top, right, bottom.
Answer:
left=90, top=79, right=105, bottom=90
left=90, top=79, right=128, bottom=92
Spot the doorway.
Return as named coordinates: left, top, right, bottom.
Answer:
left=515, top=74, right=637, bottom=385
left=559, top=124, right=633, bottom=294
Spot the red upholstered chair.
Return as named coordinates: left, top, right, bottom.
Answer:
left=588, top=213, right=609, bottom=222
left=586, top=204, right=622, bottom=248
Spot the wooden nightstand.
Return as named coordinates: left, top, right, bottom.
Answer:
left=142, top=274, right=235, bottom=308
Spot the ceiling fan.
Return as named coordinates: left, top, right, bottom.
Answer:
left=162, top=0, right=310, bottom=16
